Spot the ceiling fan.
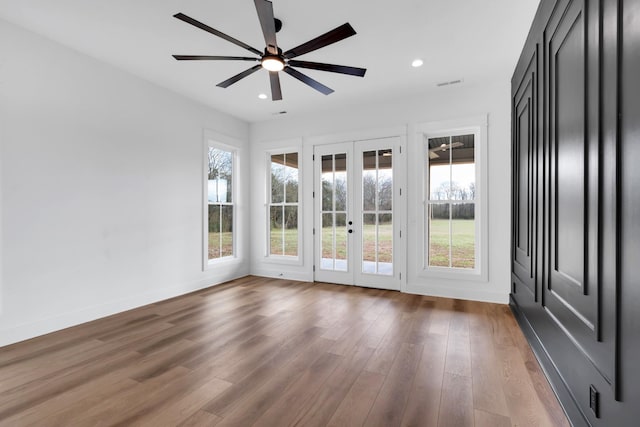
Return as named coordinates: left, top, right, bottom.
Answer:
left=429, top=142, right=464, bottom=159
left=172, top=0, right=367, bottom=101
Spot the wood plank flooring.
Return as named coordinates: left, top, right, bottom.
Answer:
left=0, top=276, right=569, bottom=426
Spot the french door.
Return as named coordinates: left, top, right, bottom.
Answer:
left=313, top=137, right=402, bottom=290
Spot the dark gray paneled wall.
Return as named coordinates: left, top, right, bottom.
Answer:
left=511, top=0, right=640, bottom=425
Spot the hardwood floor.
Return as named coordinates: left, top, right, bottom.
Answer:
left=0, top=276, right=569, bottom=426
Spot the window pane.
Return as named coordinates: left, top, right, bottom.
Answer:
left=429, top=164, right=451, bottom=200
left=270, top=205, right=283, bottom=256
left=284, top=206, right=298, bottom=256
left=450, top=163, right=476, bottom=201
left=208, top=205, right=221, bottom=260
left=221, top=205, right=233, bottom=257
left=321, top=155, right=334, bottom=211
left=450, top=135, right=475, bottom=201
left=285, top=153, right=299, bottom=203
left=428, top=204, right=450, bottom=267
left=208, top=148, right=233, bottom=203
left=271, top=154, right=285, bottom=203
left=452, top=203, right=475, bottom=269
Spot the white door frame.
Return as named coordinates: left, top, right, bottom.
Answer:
left=313, top=136, right=405, bottom=290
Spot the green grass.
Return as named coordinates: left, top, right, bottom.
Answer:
left=429, top=219, right=475, bottom=268
left=215, top=220, right=474, bottom=269
left=270, top=228, right=299, bottom=256
left=322, top=223, right=393, bottom=262
left=208, top=232, right=233, bottom=259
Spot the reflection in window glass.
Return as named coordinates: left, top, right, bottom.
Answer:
left=207, top=146, right=234, bottom=260
left=269, top=152, right=299, bottom=257
left=426, top=134, right=476, bottom=269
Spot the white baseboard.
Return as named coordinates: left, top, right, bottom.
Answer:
left=404, top=282, right=509, bottom=304
left=250, top=268, right=313, bottom=283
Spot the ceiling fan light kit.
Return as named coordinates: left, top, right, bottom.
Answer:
left=172, top=0, right=366, bottom=101
left=261, top=55, right=285, bottom=72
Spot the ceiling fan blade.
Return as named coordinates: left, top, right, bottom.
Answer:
left=287, top=60, right=366, bottom=77
left=283, top=67, right=334, bottom=95
left=254, top=0, right=278, bottom=55
left=283, top=23, right=356, bottom=59
left=173, top=55, right=259, bottom=61
left=269, top=71, right=283, bottom=100
left=173, top=13, right=262, bottom=56
left=429, top=151, right=440, bottom=159
left=216, top=64, right=262, bottom=88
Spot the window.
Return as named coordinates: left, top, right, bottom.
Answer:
left=425, top=133, right=477, bottom=270
left=269, top=152, right=299, bottom=257
left=207, top=145, right=234, bottom=261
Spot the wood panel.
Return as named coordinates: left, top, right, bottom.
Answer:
left=512, top=41, right=538, bottom=300
left=511, top=0, right=632, bottom=424
left=545, top=0, right=616, bottom=390
left=0, top=277, right=567, bottom=426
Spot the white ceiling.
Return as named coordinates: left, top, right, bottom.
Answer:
left=0, top=0, right=540, bottom=123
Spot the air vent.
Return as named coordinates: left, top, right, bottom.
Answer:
left=437, top=79, right=464, bottom=87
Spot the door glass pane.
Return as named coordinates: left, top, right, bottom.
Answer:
left=362, top=213, right=376, bottom=273
left=378, top=213, right=393, bottom=275
left=363, top=151, right=376, bottom=211
left=321, top=213, right=334, bottom=270
left=284, top=206, right=298, bottom=256
left=335, top=213, right=348, bottom=271
left=378, top=150, right=393, bottom=211
left=321, top=155, right=334, bottom=211
left=321, top=152, right=348, bottom=272
left=335, top=154, right=347, bottom=212
left=452, top=203, right=475, bottom=269
left=429, top=203, right=450, bottom=267
left=361, top=148, right=393, bottom=276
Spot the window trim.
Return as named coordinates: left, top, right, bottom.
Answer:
left=265, top=148, right=303, bottom=264
left=417, top=115, right=488, bottom=282
left=203, top=138, right=238, bottom=269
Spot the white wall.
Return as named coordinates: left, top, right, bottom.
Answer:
left=250, top=79, right=512, bottom=303
left=0, top=20, right=250, bottom=346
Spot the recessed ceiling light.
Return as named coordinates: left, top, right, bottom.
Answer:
left=258, top=93, right=268, bottom=100
left=411, top=59, right=424, bottom=68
